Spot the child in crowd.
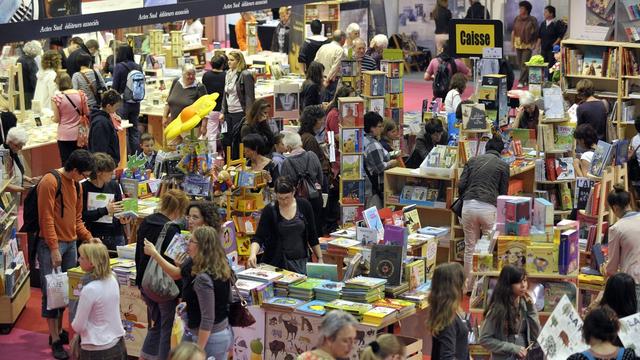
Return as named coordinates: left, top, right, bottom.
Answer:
left=271, top=133, right=286, bottom=171
left=138, top=133, right=157, bottom=171
left=360, top=334, right=405, bottom=360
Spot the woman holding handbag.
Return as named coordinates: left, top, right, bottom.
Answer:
left=143, top=226, right=233, bottom=359
left=135, top=189, right=190, bottom=360
left=52, top=73, right=90, bottom=164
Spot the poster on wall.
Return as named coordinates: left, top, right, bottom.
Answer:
left=340, top=1, right=370, bottom=45
left=569, top=0, right=615, bottom=41
left=398, top=0, right=436, bottom=51
left=0, top=0, right=314, bottom=43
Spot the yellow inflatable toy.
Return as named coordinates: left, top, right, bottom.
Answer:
left=164, top=93, right=219, bottom=140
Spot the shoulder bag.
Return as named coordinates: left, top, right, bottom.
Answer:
left=141, top=221, right=180, bottom=302
left=228, top=272, right=256, bottom=327
left=63, top=92, right=89, bottom=148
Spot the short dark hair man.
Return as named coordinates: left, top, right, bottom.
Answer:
left=89, top=90, right=122, bottom=164
left=537, top=5, right=567, bottom=71
left=38, top=149, right=99, bottom=359
left=298, top=19, right=329, bottom=72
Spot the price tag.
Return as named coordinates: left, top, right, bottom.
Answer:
left=482, top=47, right=503, bottom=59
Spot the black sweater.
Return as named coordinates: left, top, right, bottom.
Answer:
left=135, top=213, right=181, bottom=288
left=202, top=70, right=226, bottom=112
left=81, top=180, right=123, bottom=237
left=431, top=315, right=470, bottom=360
left=251, top=198, right=319, bottom=268
left=89, top=108, right=120, bottom=164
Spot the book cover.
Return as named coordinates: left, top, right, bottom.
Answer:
left=295, top=299, right=328, bottom=316
left=341, top=154, right=363, bottom=180
left=324, top=299, right=374, bottom=315
left=589, top=140, right=614, bottom=177
left=403, top=206, right=421, bottom=234
left=554, top=125, right=575, bottom=152
left=345, top=275, right=387, bottom=288
left=328, top=237, right=361, bottom=248
left=362, top=306, right=397, bottom=324
left=383, top=225, right=408, bottom=247
left=263, top=296, right=307, bottom=309
left=404, top=258, right=425, bottom=289
left=305, top=263, right=338, bottom=281
left=340, top=180, right=365, bottom=205
left=497, top=238, right=530, bottom=269
left=545, top=157, right=557, bottom=181
left=164, top=231, right=190, bottom=261
left=370, top=244, right=403, bottom=286
left=543, top=86, right=566, bottom=119
left=574, top=177, right=596, bottom=210
left=340, top=128, right=363, bottom=153
left=555, top=157, right=576, bottom=180
left=619, top=313, right=640, bottom=351
left=462, top=103, right=487, bottom=130
left=86, top=192, right=115, bottom=224
left=339, top=97, right=365, bottom=127
left=559, top=229, right=579, bottom=275
left=614, top=139, right=630, bottom=165
left=525, top=243, right=558, bottom=274
left=541, top=124, right=555, bottom=153
left=341, top=205, right=364, bottom=224
left=532, top=197, right=554, bottom=233
left=356, top=226, right=378, bottom=245
left=221, top=220, right=238, bottom=255
left=365, top=97, right=385, bottom=117
left=537, top=295, right=588, bottom=359
left=362, top=71, right=386, bottom=96
left=363, top=206, right=385, bottom=240
left=510, top=128, right=537, bottom=149
left=559, top=182, right=573, bottom=210
left=237, top=268, right=283, bottom=283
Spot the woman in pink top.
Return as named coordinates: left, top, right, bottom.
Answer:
left=605, top=185, right=640, bottom=309
left=52, top=73, right=89, bottom=165
left=423, top=42, right=471, bottom=81
left=325, top=85, right=355, bottom=178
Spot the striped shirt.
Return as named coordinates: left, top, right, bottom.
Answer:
left=363, top=133, right=390, bottom=196
left=360, top=54, right=378, bottom=71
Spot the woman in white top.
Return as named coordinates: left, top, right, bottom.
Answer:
left=444, top=72, right=467, bottom=113
left=72, top=243, right=127, bottom=360
left=573, top=123, right=598, bottom=177
left=33, top=50, right=61, bottom=111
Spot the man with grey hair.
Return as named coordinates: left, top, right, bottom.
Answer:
left=353, top=38, right=377, bottom=71
left=17, top=40, right=42, bottom=109
left=314, top=30, right=346, bottom=101
left=299, top=310, right=357, bottom=359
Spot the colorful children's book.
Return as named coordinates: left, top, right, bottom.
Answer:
left=237, top=268, right=283, bottom=283
left=341, top=128, right=363, bottom=153
left=306, top=263, right=339, bottom=281
left=361, top=306, right=397, bottom=326
left=589, top=140, right=614, bottom=177
left=462, top=103, right=487, bottom=130
left=164, top=231, right=190, bottom=261
left=537, top=295, right=588, bottom=359
left=559, top=229, right=579, bottom=275
left=402, top=205, right=421, bottom=234
left=554, top=125, right=575, bottom=151
left=555, top=157, right=575, bottom=180
left=363, top=206, right=385, bottom=241
left=345, top=276, right=387, bottom=288
left=341, top=180, right=365, bottom=205
left=619, top=313, right=640, bottom=351
left=221, top=220, right=238, bottom=255
left=295, top=299, right=328, bottom=317
left=341, top=154, right=363, bottom=180
left=370, top=244, right=403, bottom=286
left=356, top=226, right=378, bottom=245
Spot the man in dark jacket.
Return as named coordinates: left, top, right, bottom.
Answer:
left=66, top=38, right=98, bottom=77
left=112, top=44, right=142, bottom=155
left=271, top=6, right=291, bottom=53
left=536, top=5, right=567, bottom=70
left=457, top=136, right=509, bottom=288
left=89, top=90, right=120, bottom=164
left=298, top=19, right=328, bottom=72
left=465, top=0, right=491, bottom=19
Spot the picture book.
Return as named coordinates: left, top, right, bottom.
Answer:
left=525, top=243, right=558, bottom=274
left=613, top=138, right=630, bottom=165
left=370, top=244, right=404, bottom=286
left=164, top=231, right=190, bottom=261
left=372, top=298, right=416, bottom=311
left=235, top=278, right=266, bottom=292
left=365, top=97, right=385, bottom=117
left=340, top=60, right=357, bottom=77
left=356, top=226, right=378, bottom=245
left=540, top=124, right=555, bottom=153
left=362, top=71, right=386, bottom=97
left=295, top=299, right=328, bottom=317
left=555, top=157, right=575, bottom=180
left=462, top=103, right=487, bottom=130
left=237, top=268, right=283, bottom=283
left=554, top=125, right=575, bottom=152
left=537, top=295, right=588, bottom=360
left=306, top=263, right=339, bottom=281
left=541, top=281, right=577, bottom=313
left=532, top=197, right=554, bottom=232
left=341, top=205, right=364, bottom=224
left=340, top=180, right=365, bottom=205
left=233, top=215, right=258, bottom=235
left=559, top=229, right=579, bottom=275
left=324, top=299, right=374, bottom=315
left=345, top=276, right=387, bottom=288
left=543, top=86, right=565, bottom=119
left=273, top=269, right=307, bottom=285
left=341, top=154, right=363, bottom=180
left=581, top=48, right=604, bottom=76
left=362, top=306, right=397, bottom=325
left=574, top=178, right=596, bottom=210
left=339, top=97, right=365, bottom=127
left=589, top=140, right=614, bottom=177
left=404, top=258, right=425, bottom=289
left=236, top=171, right=256, bottom=188
left=221, top=220, right=238, bottom=255
left=387, top=77, right=403, bottom=94
left=509, top=128, right=537, bottom=149
left=383, top=225, right=408, bottom=248
left=363, top=206, right=385, bottom=241
left=619, top=313, right=640, bottom=351
left=328, top=237, right=361, bottom=248
left=86, top=192, right=115, bottom=224
left=263, top=296, right=307, bottom=310
left=559, top=182, right=573, bottom=210
left=403, top=206, right=421, bottom=234
left=340, top=128, right=363, bottom=153
left=497, top=238, right=530, bottom=269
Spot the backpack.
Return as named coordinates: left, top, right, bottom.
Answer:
left=122, top=63, right=146, bottom=103
left=22, top=170, right=81, bottom=234
left=63, top=93, right=90, bottom=148
left=432, top=56, right=457, bottom=100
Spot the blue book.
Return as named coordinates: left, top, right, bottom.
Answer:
left=295, top=299, right=328, bottom=316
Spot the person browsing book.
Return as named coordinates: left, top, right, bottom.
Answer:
left=143, top=226, right=233, bottom=359
left=428, top=262, right=470, bottom=360
left=576, top=79, right=609, bottom=141
left=573, top=124, right=598, bottom=177
left=187, top=201, right=221, bottom=232
left=567, top=306, right=638, bottom=360
left=511, top=91, right=540, bottom=130
left=81, top=153, right=126, bottom=251
left=479, top=266, right=540, bottom=360
left=249, top=177, right=323, bottom=273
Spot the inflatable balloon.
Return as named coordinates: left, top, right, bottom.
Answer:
left=164, top=92, right=219, bottom=140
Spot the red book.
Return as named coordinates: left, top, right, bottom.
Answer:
left=545, top=157, right=557, bottom=181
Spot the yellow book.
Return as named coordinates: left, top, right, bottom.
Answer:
left=525, top=243, right=558, bottom=274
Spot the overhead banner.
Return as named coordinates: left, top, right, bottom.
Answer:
left=0, top=0, right=315, bottom=44
left=449, top=19, right=503, bottom=58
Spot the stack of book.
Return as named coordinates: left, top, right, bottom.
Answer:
left=295, top=299, right=328, bottom=317
left=373, top=298, right=416, bottom=318
left=273, top=270, right=307, bottom=297
left=235, top=278, right=273, bottom=305
left=262, top=297, right=307, bottom=312
left=324, top=299, right=374, bottom=320
left=398, top=281, right=431, bottom=308
left=314, top=280, right=344, bottom=301
left=342, top=276, right=387, bottom=303
left=289, top=278, right=328, bottom=301
left=237, top=267, right=283, bottom=283
left=361, top=306, right=397, bottom=326
left=112, top=259, right=136, bottom=286
left=385, top=282, right=410, bottom=297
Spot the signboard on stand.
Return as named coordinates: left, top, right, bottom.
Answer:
left=449, top=19, right=504, bottom=58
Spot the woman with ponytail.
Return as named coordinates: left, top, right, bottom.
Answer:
left=359, top=334, right=405, bottom=360
left=604, top=184, right=640, bottom=310
left=427, top=262, right=469, bottom=360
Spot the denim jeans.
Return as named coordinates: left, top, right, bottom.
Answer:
left=97, top=235, right=126, bottom=252
left=118, top=101, right=141, bottom=155
left=37, top=240, right=77, bottom=318
left=140, top=291, right=178, bottom=360
left=183, top=326, right=233, bottom=360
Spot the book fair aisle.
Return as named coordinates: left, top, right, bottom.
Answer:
left=2, top=0, right=640, bottom=360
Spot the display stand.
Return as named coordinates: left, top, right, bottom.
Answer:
left=337, top=96, right=365, bottom=225
left=7, top=63, right=25, bottom=121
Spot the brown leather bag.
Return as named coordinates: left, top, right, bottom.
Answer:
left=228, top=273, right=256, bottom=328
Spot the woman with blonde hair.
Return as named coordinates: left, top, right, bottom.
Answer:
left=221, top=50, right=255, bottom=159
left=360, top=334, right=405, bottom=360
left=136, top=189, right=190, bottom=360
left=428, top=262, right=469, bottom=360
left=169, top=342, right=205, bottom=360
left=144, top=226, right=233, bottom=359
left=71, top=243, right=127, bottom=359
left=34, top=50, right=61, bottom=111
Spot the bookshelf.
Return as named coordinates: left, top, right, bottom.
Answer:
left=337, top=96, right=366, bottom=225
left=303, top=1, right=340, bottom=37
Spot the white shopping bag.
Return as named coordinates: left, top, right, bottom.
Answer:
left=46, top=267, right=69, bottom=310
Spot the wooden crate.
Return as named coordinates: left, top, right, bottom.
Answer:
left=396, top=335, right=423, bottom=359
left=0, top=272, right=30, bottom=327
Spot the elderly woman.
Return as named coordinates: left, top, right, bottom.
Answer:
left=18, top=40, right=43, bottom=110
left=2, top=127, right=36, bottom=211
left=280, top=131, right=324, bottom=236
left=221, top=50, right=255, bottom=159
left=163, top=63, right=207, bottom=128
left=366, top=34, right=388, bottom=69
left=298, top=310, right=358, bottom=360
left=34, top=50, right=61, bottom=112
left=344, top=23, right=361, bottom=53
left=512, top=91, right=540, bottom=131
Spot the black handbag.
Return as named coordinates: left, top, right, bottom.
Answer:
left=228, top=273, right=256, bottom=328
left=525, top=342, right=544, bottom=360
left=450, top=196, right=463, bottom=218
